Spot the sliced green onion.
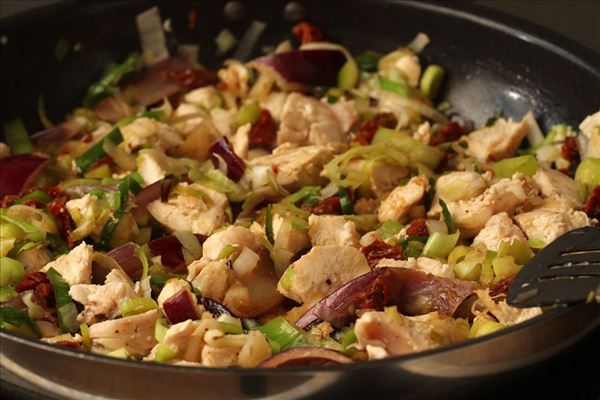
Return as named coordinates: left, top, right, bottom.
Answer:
left=372, top=127, right=443, bottom=168
left=343, top=214, right=379, bottom=233
left=257, top=316, right=309, bottom=351
left=215, top=29, right=238, bottom=55
left=377, top=220, right=403, bottom=240
left=107, top=348, right=129, bottom=359
left=454, top=259, right=482, bottom=281
left=75, top=127, right=123, bottom=173
left=16, top=190, right=52, bottom=205
left=0, top=306, right=39, bottom=337
left=155, top=343, right=177, bottom=363
left=492, top=256, right=521, bottom=280
left=218, top=244, right=238, bottom=260
left=574, top=157, right=600, bottom=199
left=84, top=164, right=112, bottom=179
left=135, top=246, right=150, bottom=280
left=265, top=204, right=275, bottom=245
left=46, top=267, right=79, bottom=334
left=355, top=50, right=382, bottom=73
left=3, top=119, right=33, bottom=155
left=479, top=263, right=494, bottom=286
left=438, top=199, right=455, bottom=234
left=291, top=217, right=309, bottom=230
left=379, top=77, right=409, bottom=97
left=236, top=102, right=260, bottom=127
left=83, top=52, right=138, bottom=108
left=80, top=323, right=91, bottom=348
left=419, top=64, right=445, bottom=99
left=448, top=245, right=470, bottom=265
left=119, top=298, right=158, bottom=317
left=0, top=285, right=18, bottom=302
left=218, top=321, right=244, bottom=334
left=470, top=317, right=505, bottom=338
left=422, top=231, right=459, bottom=258
left=338, top=187, right=354, bottom=215
left=279, top=265, right=295, bottom=292
left=0, top=222, right=25, bottom=241
left=527, top=238, right=546, bottom=249
left=0, top=257, right=25, bottom=287
left=492, top=155, right=538, bottom=178
left=242, top=318, right=260, bottom=330
left=338, top=59, right=359, bottom=90
left=155, top=318, right=169, bottom=342
left=340, top=328, right=357, bottom=352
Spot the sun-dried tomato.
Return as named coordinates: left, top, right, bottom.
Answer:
left=34, top=283, right=55, bottom=308
left=292, top=21, right=324, bottom=44
left=406, top=218, right=429, bottom=237
left=16, top=272, right=50, bottom=293
left=56, top=340, right=81, bottom=349
left=489, top=276, right=515, bottom=298
left=352, top=113, right=398, bottom=145
left=47, top=196, right=75, bottom=245
left=302, top=196, right=341, bottom=215
left=434, top=151, right=455, bottom=174
left=0, top=195, right=18, bottom=208
left=361, top=239, right=403, bottom=268
left=23, top=199, right=46, bottom=209
left=249, top=109, right=278, bottom=150
left=582, top=185, right=600, bottom=220
left=429, top=122, right=472, bottom=146
left=561, top=137, right=579, bottom=163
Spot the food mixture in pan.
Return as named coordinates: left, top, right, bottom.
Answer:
left=1, top=16, right=599, bottom=368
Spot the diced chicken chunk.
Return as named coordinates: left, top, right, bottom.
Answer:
left=308, top=215, right=359, bottom=247
left=89, top=309, right=158, bottom=356
left=277, top=246, right=370, bottom=306
left=136, top=149, right=186, bottom=186
left=16, top=246, right=52, bottom=273
left=355, top=310, right=468, bottom=358
left=147, top=183, right=229, bottom=236
left=210, top=108, right=237, bottom=137
left=121, top=117, right=183, bottom=153
left=272, top=213, right=310, bottom=270
left=147, top=319, right=205, bottom=363
left=532, top=166, right=582, bottom=207
left=250, top=143, right=343, bottom=190
left=277, top=93, right=349, bottom=146
left=394, top=53, right=421, bottom=87
left=463, top=117, right=528, bottom=162
left=202, top=225, right=263, bottom=260
left=472, top=212, right=526, bottom=251
left=218, top=60, right=250, bottom=99
left=201, top=345, right=239, bottom=367
left=330, top=99, right=359, bottom=133
left=65, top=194, right=112, bottom=241
left=69, top=269, right=137, bottom=324
left=184, top=86, right=221, bottom=109
left=230, top=123, right=251, bottom=160
left=428, top=171, right=488, bottom=218
left=475, top=289, right=542, bottom=325
left=260, top=92, right=288, bottom=122
left=378, top=175, right=430, bottom=223
left=514, top=202, right=589, bottom=244
left=578, top=110, right=600, bottom=158
left=447, top=173, right=539, bottom=237
left=376, top=257, right=454, bottom=278
left=41, top=242, right=93, bottom=285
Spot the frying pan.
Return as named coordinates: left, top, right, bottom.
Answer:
left=1, top=1, right=600, bottom=399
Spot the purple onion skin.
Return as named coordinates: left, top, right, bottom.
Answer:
left=259, top=348, right=352, bottom=368
left=107, top=242, right=143, bottom=279
left=201, top=297, right=234, bottom=318
left=147, top=234, right=206, bottom=272
left=133, top=179, right=162, bottom=211
left=209, top=137, right=246, bottom=182
left=0, top=154, right=49, bottom=198
left=253, top=50, right=346, bottom=86
left=163, top=290, right=198, bottom=324
left=31, top=124, right=76, bottom=145
left=297, top=267, right=479, bottom=330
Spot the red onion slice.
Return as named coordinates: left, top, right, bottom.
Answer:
left=297, top=267, right=479, bottom=329
left=209, top=137, right=246, bottom=182
left=148, top=233, right=206, bottom=272
left=201, top=297, right=234, bottom=318
left=259, top=348, right=352, bottom=368
left=162, top=290, right=198, bottom=324
left=0, top=154, right=49, bottom=198
left=251, top=49, right=346, bottom=87
left=107, top=242, right=143, bottom=279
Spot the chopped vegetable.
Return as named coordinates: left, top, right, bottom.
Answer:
left=0, top=306, right=39, bottom=336
left=338, top=187, right=354, bottom=215
left=3, top=119, right=33, bottom=154
left=377, top=220, right=403, bottom=240
left=492, top=155, right=538, bottom=178
left=83, top=52, right=138, bottom=108
left=355, top=50, right=382, bottom=72
left=379, top=77, right=409, bottom=97
left=46, top=267, right=79, bottom=334
left=75, top=127, right=124, bottom=172
left=574, top=157, right=600, bottom=199
left=0, top=256, right=25, bottom=286
left=119, top=297, right=158, bottom=317
left=258, top=317, right=309, bottom=351
left=422, top=231, right=459, bottom=258
left=372, top=127, right=443, bottom=168
left=215, top=29, right=238, bottom=55
left=454, top=259, right=482, bottom=281
left=338, top=59, right=359, bottom=90
left=438, top=199, right=455, bottom=234
left=419, top=64, right=445, bottom=99
left=236, top=102, right=261, bottom=127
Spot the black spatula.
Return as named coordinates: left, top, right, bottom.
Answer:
left=507, top=226, right=600, bottom=307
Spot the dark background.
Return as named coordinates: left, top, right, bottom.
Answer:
left=0, top=1, right=599, bottom=400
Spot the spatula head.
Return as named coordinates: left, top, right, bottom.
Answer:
left=507, top=226, right=600, bottom=308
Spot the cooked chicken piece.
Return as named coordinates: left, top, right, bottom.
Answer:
left=344, top=159, right=409, bottom=198
left=463, top=117, right=528, bottom=162
left=36, top=321, right=62, bottom=338
left=41, top=242, right=93, bottom=285
left=65, top=194, right=113, bottom=241
left=375, top=257, right=454, bottom=278
left=475, top=289, right=542, bottom=325
left=378, top=175, right=430, bottom=223
left=69, top=269, right=138, bottom=324
left=201, top=345, right=239, bottom=368
left=184, top=86, right=221, bottom=109
left=218, top=60, right=250, bottom=99
left=260, top=92, right=288, bottom=122
left=172, top=103, right=206, bottom=135
left=42, top=333, right=83, bottom=346
left=250, top=143, right=343, bottom=190
left=89, top=309, right=158, bottom=356
left=230, top=123, right=251, bottom=159
left=447, top=173, right=539, bottom=237
left=532, top=166, right=583, bottom=208
left=277, top=245, right=370, bottom=306
left=16, top=246, right=52, bottom=273
left=172, top=117, right=219, bottom=162
left=121, top=117, right=183, bottom=153
left=472, top=212, right=527, bottom=251
left=147, top=320, right=205, bottom=363
left=157, top=278, right=200, bottom=317
left=514, top=202, right=589, bottom=244
left=428, top=171, right=488, bottom=218
left=272, top=213, right=310, bottom=270
left=190, top=226, right=283, bottom=317
left=147, top=183, right=229, bottom=236
left=0, top=142, right=10, bottom=159
left=413, top=121, right=431, bottom=144
left=210, top=108, right=237, bottom=137
left=237, top=330, right=272, bottom=367
left=136, top=148, right=186, bottom=186
left=394, top=53, right=421, bottom=87
left=355, top=310, right=468, bottom=358
left=308, top=215, right=359, bottom=247
left=277, top=93, right=349, bottom=146
left=578, top=110, right=600, bottom=158
left=330, top=99, right=359, bottom=133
